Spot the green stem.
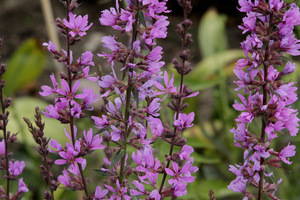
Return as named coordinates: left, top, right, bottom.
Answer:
left=257, top=12, right=273, bottom=200
left=65, top=0, right=89, bottom=198
left=119, top=1, right=140, bottom=183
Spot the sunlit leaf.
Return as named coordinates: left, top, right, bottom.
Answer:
left=3, top=38, right=46, bottom=96
left=7, top=97, right=67, bottom=146
left=198, top=8, right=228, bottom=58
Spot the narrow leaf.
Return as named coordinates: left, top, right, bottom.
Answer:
left=138, top=10, right=147, bottom=28
left=109, top=149, right=126, bottom=170
left=94, top=169, right=111, bottom=177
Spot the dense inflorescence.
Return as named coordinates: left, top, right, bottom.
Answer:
left=38, top=0, right=198, bottom=199
left=229, top=0, right=300, bottom=199
left=95, top=0, right=198, bottom=199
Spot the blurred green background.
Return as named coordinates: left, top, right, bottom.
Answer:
left=1, top=0, right=300, bottom=199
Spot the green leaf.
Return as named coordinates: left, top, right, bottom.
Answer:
left=198, top=8, right=228, bottom=58
left=132, top=87, right=139, bottom=107
left=109, top=149, right=126, bottom=170
left=171, top=50, right=244, bottom=91
left=3, top=38, right=46, bottom=96
left=94, top=169, right=112, bottom=177
left=7, top=97, right=67, bottom=147
left=138, top=10, right=147, bottom=28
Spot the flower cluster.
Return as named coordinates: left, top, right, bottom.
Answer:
left=0, top=38, right=28, bottom=200
left=229, top=0, right=300, bottom=199
left=90, top=0, right=198, bottom=199
left=39, top=1, right=104, bottom=199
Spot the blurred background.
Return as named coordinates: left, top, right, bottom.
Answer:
left=1, top=0, right=300, bottom=199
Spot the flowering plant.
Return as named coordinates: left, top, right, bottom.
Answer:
left=1, top=0, right=300, bottom=199
left=26, top=0, right=199, bottom=199
left=229, top=0, right=300, bottom=199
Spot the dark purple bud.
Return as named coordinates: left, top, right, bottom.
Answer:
left=179, top=49, right=190, bottom=61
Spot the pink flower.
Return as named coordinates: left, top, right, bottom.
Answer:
left=104, top=180, right=131, bottom=200
left=149, top=189, right=161, bottom=200
left=83, top=129, right=105, bottom=150
left=55, top=142, right=85, bottom=171
left=94, top=186, right=108, bottom=200
left=148, top=116, right=164, bottom=137
left=130, top=180, right=146, bottom=196
left=99, top=8, right=118, bottom=27
left=179, top=145, right=194, bottom=160
left=279, top=143, right=296, bottom=165
left=147, top=98, right=161, bottom=117
left=63, top=12, right=93, bottom=37
left=153, top=71, right=177, bottom=99
left=173, top=112, right=195, bottom=131
left=92, top=115, right=110, bottom=129
left=40, top=73, right=59, bottom=96
left=165, top=159, right=195, bottom=187
left=58, top=170, right=71, bottom=186
left=77, top=51, right=94, bottom=67
left=17, top=178, right=28, bottom=194
left=9, top=161, right=25, bottom=176
left=0, top=139, right=5, bottom=155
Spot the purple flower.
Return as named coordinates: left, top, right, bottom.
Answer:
left=55, top=142, right=85, bottom=171
left=148, top=116, right=164, bottom=137
left=92, top=115, right=110, bottom=129
left=165, top=159, right=196, bottom=187
left=58, top=170, right=71, bottom=186
left=228, top=176, right=247, bottom=193
left=9, top=161, right=25, bottom=176
left=281, top=61, right=296, bottom=75
left=94, top=186, right=108, bottom=200
left=77, top=51, right=94, bottom=67
left=43, top=41, right=57, bottom=54
left=147, top=46, right=163, bottom=62
left=153, top=71, right=177, bottom=99
left=49, top=139, right=63, bottom=153
left=147, top=98, right=161, bottom=117
left=99, top=8, right=118, bottom=27
left=237, top=0, right=258, bottom=12
left=83, top=128, right=105, bottom=150
left=40, top=73, right=59, bottom=96
left=149, top=189, right=161, bottom=200
left=63, top=12, right=93, bottom=37
left=130, top=180, right=146, bottom=196
left=173, top=112, right=195, bottom=131
left=104, top=180, right=131, bottom=200
left=0, top=139, right=5, bottom=155
left=17, top=178, right=28, bottom=194
left=233, top=94, right=255, bottom=123
left=279, top=143, right=296, bottom=165
left=179, top=145, right=194, bottom=160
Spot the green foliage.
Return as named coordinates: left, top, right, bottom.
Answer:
left=7, top=97, right=67, bottom=146
left=198, top=8, right=228, bottom=58
left=3, top=38, right=46, bottom=96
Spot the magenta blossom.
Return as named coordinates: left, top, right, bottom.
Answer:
left=173, top=112, right=195, bottom=131
left=94, top=186, right=109, bottom=200
left=17, top=178, right=29, bottom=194
left=83, top=128, right=105, bottom=150
left=9, top=161, right=25, bottom=176
left=0, top=139, right=4, bottom=155
left=63, top=12, right=93, bottom=37
left=104, top=180, right=131, bottom=200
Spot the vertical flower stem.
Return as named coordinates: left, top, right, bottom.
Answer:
left=0, top=77, right=9, bottom=198
left=257, top=12, right=273, bottom=200
left=159, top=0, right=188, bottom=194
left=65, top=0, right=89, bottom=198
left=119, top=0, right=139, bottom=183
